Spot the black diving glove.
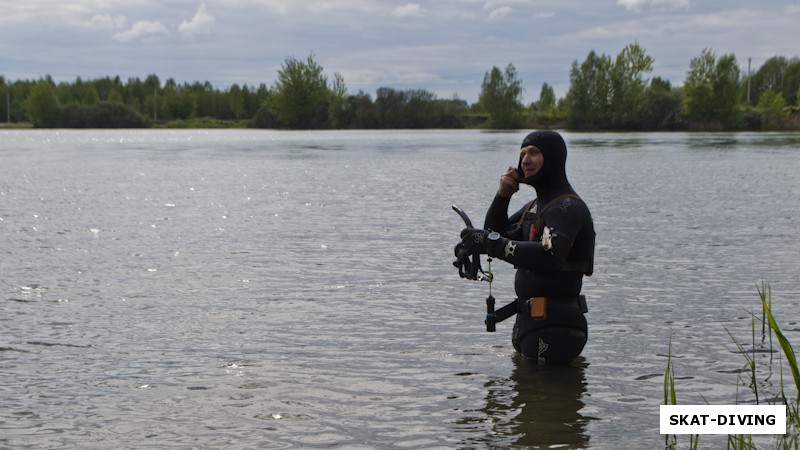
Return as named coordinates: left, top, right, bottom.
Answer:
left=460, top=228, right=490, bottom=254
left=452, top=241, right=473, bottom=278
left=460, top=227, right=509, bottom=259
left=454, top=230, right=487, bottom=280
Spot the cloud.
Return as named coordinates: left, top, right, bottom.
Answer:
left=87, top=14, right=126, bottom=30
left=113, top=20, right=170, bottom=42
left=3, top=0, right=798, bottom=104
left=392, top=3, right=424, bottom=18
left=106, top=3, right=214, bottom=43
left=179, top=2, right=215, bottom=39
left=482, top=0, right=525, bottom=8
left=487, top=6, right=512, bottom=20
left=617, top=0, right=690, bottom=10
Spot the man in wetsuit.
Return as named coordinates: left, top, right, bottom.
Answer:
left=457, top=130, right=595, bottom=364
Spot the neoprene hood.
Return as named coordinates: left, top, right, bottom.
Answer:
left=517, top=130, right=569, bottom=192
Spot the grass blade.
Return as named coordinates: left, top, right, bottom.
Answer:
left=758, top=283, right=800, bottom=396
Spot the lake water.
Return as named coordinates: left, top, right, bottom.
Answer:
left=2, top=129, right=799, bottom=449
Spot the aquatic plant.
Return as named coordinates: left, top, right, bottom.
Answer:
left=665, top=284, right=799, bottom=449
left=664, top=334, right=700, bottom=450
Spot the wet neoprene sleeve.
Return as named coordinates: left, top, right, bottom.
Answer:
left=484, top=193, right=518, bottom=233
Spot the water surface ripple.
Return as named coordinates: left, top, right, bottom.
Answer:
left=2, top=129, right=799, bottom=449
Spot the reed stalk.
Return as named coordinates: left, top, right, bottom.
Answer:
left=664, top=284, right=798, bottom=449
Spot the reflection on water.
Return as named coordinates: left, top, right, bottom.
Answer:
left=507, top=356, right=589, bottom=448
left=683, top=133, right=740, bottom=149
left=459, top=355, right=590, bottom=449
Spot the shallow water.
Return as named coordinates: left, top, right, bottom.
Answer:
left=2, top=129, right=799, bottom=449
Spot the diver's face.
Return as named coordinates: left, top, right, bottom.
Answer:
left=520, top=145, right=544, bottom=177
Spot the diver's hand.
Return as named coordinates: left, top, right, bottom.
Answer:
left=460, top=228, right=490, bottom=254
left=497, top=165, right=519, bottom=198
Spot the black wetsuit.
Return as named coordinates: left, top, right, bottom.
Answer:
left=484, top=131, right=595, bottom=364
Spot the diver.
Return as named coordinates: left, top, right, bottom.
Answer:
left=455, top=130, right=595, bottom=364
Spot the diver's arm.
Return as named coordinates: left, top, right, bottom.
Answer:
left=483, top=193, right=512, bottom=233
left=484, top=195, right=528, bottom=235
left=488, top=237, right=570, bottom=271
left=488, top=205, right=581, bottom=271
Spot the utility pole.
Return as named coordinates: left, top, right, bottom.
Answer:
left=6, top=90, right=9, bottom=123
left=747, top=57, right=752, bottom=106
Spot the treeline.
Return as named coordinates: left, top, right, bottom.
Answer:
left=2, top=43, right=799, bottom=131
left=561, top=44, right=800, bottom=131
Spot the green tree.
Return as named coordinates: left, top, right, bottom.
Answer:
left=640, top=77, right=683, bottom=130
left=374, top=87, right=407, bottom=128
left=270, top=54, right=330, bottom=128
left=683, top=49, right=741, bottom=128
left=328, top=72, right=348, bottom=129
left=526, top=83, right=562, bottom=127
left=712, top=54, right=742, bottom=127
left=227, top=84, right=245, bottom=120
left=241, top=85, right=262, bottom=118
left=191, top=81, right=216, bottom=117
left=347, top=91, right=378, bottom=129
left=56, top=80, right=73, bottom=105
left=161, top=81, right=195, bottom=120
left=478, top=63, right=523, bottom=129
left=7, top=80, right=29, bottom=122
left=751, top=56, right=788, bottom=104
left=93, top=76, right=123, bottom=101
left=59, top=101, right=149, bottom=128
left=65, top=77, right=99, bottom=105
left=124, top=77, right=148, bottom=115
left=781, top=58, right=800, bottom=106
left=683, top=49, right=716, bottom=122
left=26, top=79, right=61, bottom=127
left=108, top=89, right=124, bottom=104
left=143, top=74, right=161, bottom=121
left=610, top=41, right=654, bottom=128
left=757, top=89, right=787, bottom=127
left=532, top=83, right=557, bottom=113
left=81, top=84, right=100, bottom=105
left=566, top=50, right=612, bottom=129
left=59, top=102, right=88, bottom=127
left=405, top=89, right=437, bottom=128
left=431, top=97, right=468, bottom=128
left=84, top=102, right=149, bottom=128
left=1, top=76, right=8, bottom=122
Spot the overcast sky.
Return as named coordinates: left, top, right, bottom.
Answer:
left=2, top=0, right=798, bottom=104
